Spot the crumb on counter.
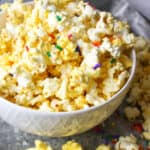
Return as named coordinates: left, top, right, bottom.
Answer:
left=26, top=140, right=53, bottom=150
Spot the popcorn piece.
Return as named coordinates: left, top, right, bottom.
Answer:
left=26, top=140, right=53, bottom=150
left=41, top=78, right=60, bottom=98
left=62, top=141, right=83, bottom=150
left=96, top=145, right=111, bottom=150
left=115, top=135, right=139, bottom=150
left=56, top=78, right=68, bottom=99
left=87, top=28, right=100, bottom=42
left=124, top=106, right=140, bottom=120
left=39, top=101, right=53, bottom=112
left=143, top=131, right=150, bottom=141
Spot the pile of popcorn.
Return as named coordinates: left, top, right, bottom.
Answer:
left=124, top=37, right=150, bottom=141
left=0, top=0, right=134, bottom=112
left=26, top=135, right=141, bottom=150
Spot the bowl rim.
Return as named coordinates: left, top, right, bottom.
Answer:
left=0, top=3, right=136, bottom=116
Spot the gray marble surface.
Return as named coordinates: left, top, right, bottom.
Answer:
left=0, top=0, right=149, bottom=150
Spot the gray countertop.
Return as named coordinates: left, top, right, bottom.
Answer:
left=0, top=0, right=149, bottom=149
left=0, top=102, right=148, bottom=150
left=0, top=102, right=146, bottom=150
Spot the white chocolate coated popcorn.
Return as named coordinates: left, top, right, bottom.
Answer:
left=0, top=0, right=133, bottom=111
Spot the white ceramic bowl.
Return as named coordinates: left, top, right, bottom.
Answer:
left=0, top=5, right=136, bottom=137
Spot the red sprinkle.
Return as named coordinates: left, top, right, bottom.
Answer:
left=92, top=41, right=101, bottom=47
left=93, top=125, right=101, bottom=132
left=48, top=33, right=55, bottom=40
left=112, top=139, right=117, bottom=145
left=68, top=34, right=73, bottom=39
left=25, top=46, right=29, bottom=52
left=138, top=145, right=144, bottom=150
left=132, top=123, right=143, bottom=133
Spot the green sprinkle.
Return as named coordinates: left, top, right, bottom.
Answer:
left=47, top=51, right=51, bottom=57
left=55, top=45, right=63, bottom=51
left=56, top=15, right=62, bottom=21
left=110, top=58, right=116, bottom=64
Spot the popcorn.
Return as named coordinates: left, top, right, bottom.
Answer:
left=96, top=145, right=111, bottom=150
left=62, top=141, right=83, bottom=150
left=0, top=0, right=134, bottom=112
left=0, top=67, right=7, bottom=80
left=56, top=78, right=68, bottom=100
left=115, top=135, right=139, bottom=150
left=87, top=28, right=99, bottom=42
left=124, top=106, right=140, bottom=120
left=124, top=37, right=150, bottom=140
left=41, top=78, right=60, bottom=98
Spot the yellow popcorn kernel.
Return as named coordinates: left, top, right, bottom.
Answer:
left=45, top=10, right=50, bottom=18
left=96, top=144, right=111, bottom=150
left=112, top=37, right=122, bottom=47
left=57, top=36, right=69, bottom=47
left=119, top=55, right=132, bottom=68
left=67, top=82, right=87, bottom=99
left=143, top=132, right=150, bottom=140
left=26, top=140, right=53, bottom=150
left=74, top=96, right=87, bottom=109
left=62, top=140, right=83, bottom=150
left=66, top=42, right=76, bottom=52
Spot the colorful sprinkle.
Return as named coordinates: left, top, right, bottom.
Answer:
left=68, top=34, right=73, bottom=39
left=48, top=33, right=55, bottom=40
left=93, top=63, right=101, bottom=70
left=138, top=145, right=144, bottom=150
left=93, top=125, right=102, bottom=133
left=111, top=139, right=117, bottom=145
left=55, top=45, right=63, bottom=51
left=56, top=15, right=62, bottom=21
left=47, top=51, right=51, bottom=57
left=75, top=45, right=80, bottom=52
left=25, top=46, right=29, bottom=52
left=110, top=58, right=116, bottom=64
left=132, top=123, right=143, bottom=133
left=92, top=41, right=101, bottom=47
